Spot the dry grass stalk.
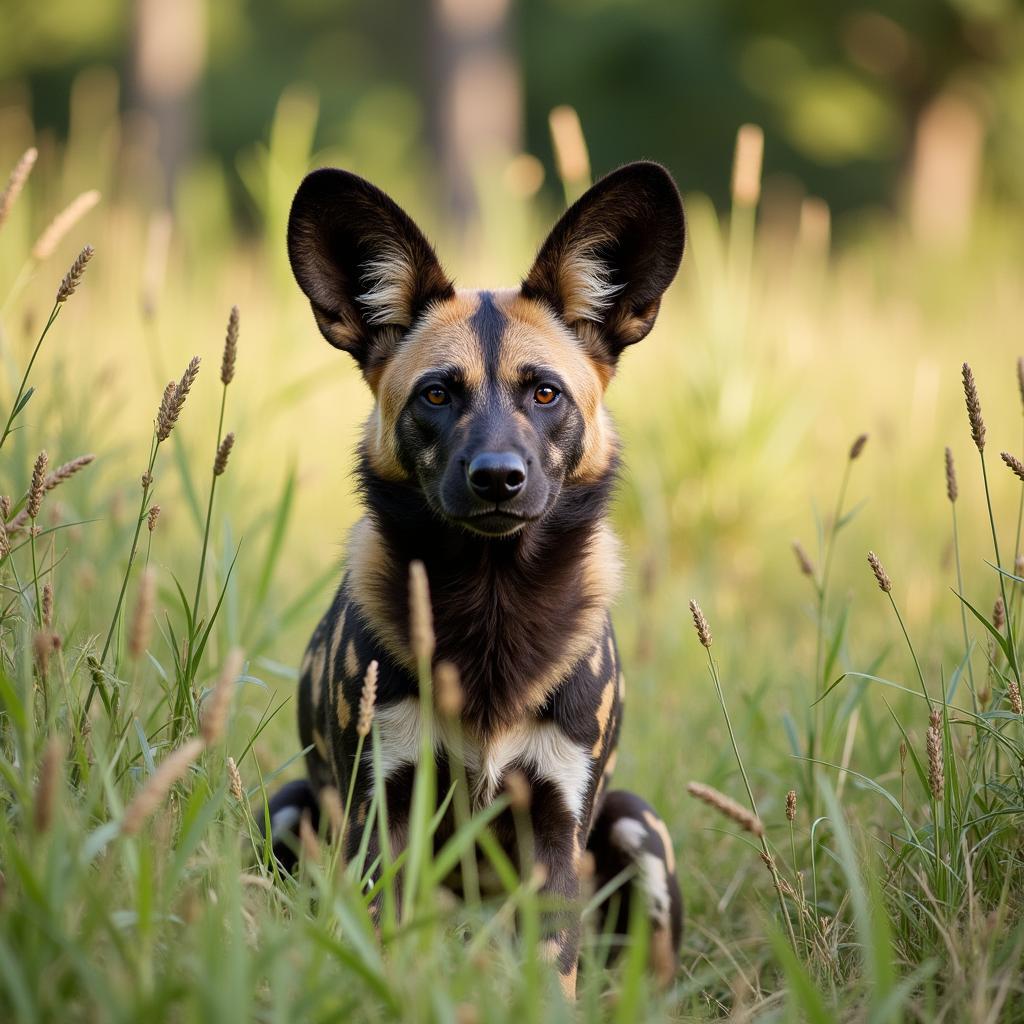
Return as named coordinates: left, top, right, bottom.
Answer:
left=1008, top=680, right=1023, bottom=716
left=688, top=599, right=712, bottom=648
left=926, top=709, right=944, bottom=800
left=55, top=245, right=94, bottom=303
left=226, top=756, right=243, bottom=801
left=128, top=567, right=156, bottom=660
left=944, top=447, right=958, bottom=503
left=27, top=451, right=48, bottom=519
left=867, top=551, right=892, bottom=593
left=961, top=362, right=985, bottom=452
left=409, top=560, right=435, bottom=662
left=213, top=432, right=235, bottom=476
left=221, top=306, right=239, bottom=385
left=122, top=738, right=203, bottom=836
left=201, top=647, right=244, bottom=745
left=792, top=541, right=815, bottom=577
left=357, top=660, right=378, bottom=738
left=31, top=190, right=100, bottom=261
left=299, top=810, right=321, bottom=864
left=33, top=735, right=64, bottom=833
left=435, top=660, right=464, bottom=718
left=687, top=781, right=765, bottom=837
left=147, top=505, right=161, bottom=532
left=0, top=147, right=38, bottom=229
left=849, top=433, right=869, bottom=460
left=731, top=123, right=764, bottom=206
left=786, top=789, right=797, bottom=822
left=1000, top=452, right=1024, bottom=484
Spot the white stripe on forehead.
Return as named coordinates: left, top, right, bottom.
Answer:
left=370, top=698, right=594, bottom=822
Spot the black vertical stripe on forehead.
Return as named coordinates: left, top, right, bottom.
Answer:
left=469, top=291, right=507, bottom=371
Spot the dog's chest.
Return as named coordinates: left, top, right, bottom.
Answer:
left=370, top=698, right=595, bottom=822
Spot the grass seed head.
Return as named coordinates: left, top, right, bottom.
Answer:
left=0, top=147, right=38, bottom=229
left=786, top=789, right=797, bottom=822
left=687, top=781, right=764, bottom=837
left=0, top=495, right=9, bottom=521
left=434, top=660, right=464, bottom=718
left=221, top=306, right=239, bottom=385
left=213, top=431, right=235, bottom=476
left=122, top=738, right=203, bottom=836
left=156, top=356, right=200, bottom=442
left=961, top=362, right=986, bottom=452
left=32, top=190, right=100, bottom=261
left=1018, top=356, right=1024, bottom=409
left=42, top=581, right=53, bottom=628
left=1009, top=680, right=1023, bottom=716
left=319, top=785, right=344, bottom=840
left=504, top=769, right=532, bottom=813
left=867, top=550, right=892, bottom=593
left=226, top=756, right=243, bottom=801
left=409, top=560, right=435, bottom=662
left=0, top=519, right=8, bottom=559
left=731, top=123, right=764, bottom=207
left=849, top=433, right=869, bottom=460
left=299, top=810, right=320, bottom=864
left=944, top=447, right=958, bottom=503
left=688, top=599, right=713, bottom=647
left=792, top=540, right=815, bottom=577
left=128, top=567, right=156, bottom=660
left=357, top=659, right=378, bottom=738
left=28, top=450, right=48, bottom=519
left=1000, top=451, right=1024, bottom=484
left=926, top=710, right=944, bottom=800
left=33, top=735, right=64, bottom=834
left=147, top=504, right=161, bottom=532
left=55, top=244, right=94, bottom=303
left=993, top=596, right=1006, bottom=632
left=201, top=648, right=244, bottom=746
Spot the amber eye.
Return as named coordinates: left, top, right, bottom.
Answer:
left=533, top=384, right=560, bottom=406
left=422, top=385, right=450, bottom=406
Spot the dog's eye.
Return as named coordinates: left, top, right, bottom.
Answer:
left=533, top=384, right=560, bottom=406
left=421, top=385, right=451, bottom=407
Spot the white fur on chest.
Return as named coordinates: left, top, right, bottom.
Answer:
left=370, top=698, right=593, bottom=822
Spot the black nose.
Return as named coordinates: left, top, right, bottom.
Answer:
left=467, top=452, right=527, bottom=503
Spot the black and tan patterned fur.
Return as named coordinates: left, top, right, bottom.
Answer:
left=269, top=162, right=686, bottom=997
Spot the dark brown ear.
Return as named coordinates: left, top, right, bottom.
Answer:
left=521, top=161, right=684, bottom=364
left=287, top=168, right=454, bottom=368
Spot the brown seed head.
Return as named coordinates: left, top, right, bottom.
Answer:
left=409, top=560, right=435, bottom=662
left=55, top=244, right=94, bottom=304
left=687, top=781, right=764, bottom=837
left=434, top=660, right=464, bottom=718
left=944, top=447, right=958, bottom=503
left=201, top=647, right=244, bottom=746
left=1001, top=451, right=1024, bottom=484
left=221, top=306, right=239, bottom=385
left=147, top=505, right=161, bottom=532
left=31, top=190, right=100, bottom=261
left=792, top=540, right=815, bottom=577
left=731, top=123, right=764, bottom=206
left=226, top=756, right=243, bottom=801
left=993, top=596, right=1006, bottom=633
left=155, top=380, right=177, bottom=441
left=0, top=519, right=9, bottom=559
left=299, top=810, right=321, bottom=864
left=156, top=356, right=201, bottom=442
left=28, top=450, right=48, bottom=519
left=122, top=738, right=203, bottom=836
left=867, top=550, right=892, bottom=593
left=357, top=659, right=378, bottom=738
left=213, top=432, right=235, bottom=476
left=33, top=630, right=52, bottom=675
left=319, top=785, right=344, bottom=840
left=1018, top=357, right=1024, bottom=409
left=926, top=710, right=944, bottom=800
left=128, top=567, right=156, bottom=660
left=0, top=147, right=38, bottom=229
left=504, top=769, right=532, bottom=813
left=849, top=433, right=869, bottom=460
left=0, top=495, right=10, bottom=521
left=1009, top=680, right=1023, bottom=716
left=688, top=599, right=712, bottom=648
left=2, top=454, right=96, bottom=534
left=962, top=363, right=985, bottom=452
left=33, top=735, right=64, bottom=834
left=1016, top=554, right=1024, bottom=577
left=41, top=581, right=53, bottom=628
left=786, top=789, right=797, bottom=822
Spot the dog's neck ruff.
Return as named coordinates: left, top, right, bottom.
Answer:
left=347, top=452, right=622, bottom=735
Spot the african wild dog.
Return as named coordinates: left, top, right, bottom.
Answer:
left=269, top=161, right=685, bottom=996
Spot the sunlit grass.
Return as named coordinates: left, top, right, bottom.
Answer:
left=1, top=83, right=1024, bottom=1020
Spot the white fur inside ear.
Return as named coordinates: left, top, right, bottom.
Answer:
left=559, top=241, right=623, bottom=324
left=358, top=246, right=415, bottom=327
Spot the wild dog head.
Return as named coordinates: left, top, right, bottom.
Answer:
left=287, top=162, right=684, bottom=537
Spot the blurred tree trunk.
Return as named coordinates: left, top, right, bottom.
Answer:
left=132, top=0, right=207, bottom=207
left=427, top=0, right=522, bottom=235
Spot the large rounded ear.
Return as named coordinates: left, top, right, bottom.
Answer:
left=287, top=169, right=455, bottom=368
left=521, top=161, right=684, bottom=365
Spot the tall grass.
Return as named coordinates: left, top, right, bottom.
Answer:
left=1, top=84, right=1024, bottom=1021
